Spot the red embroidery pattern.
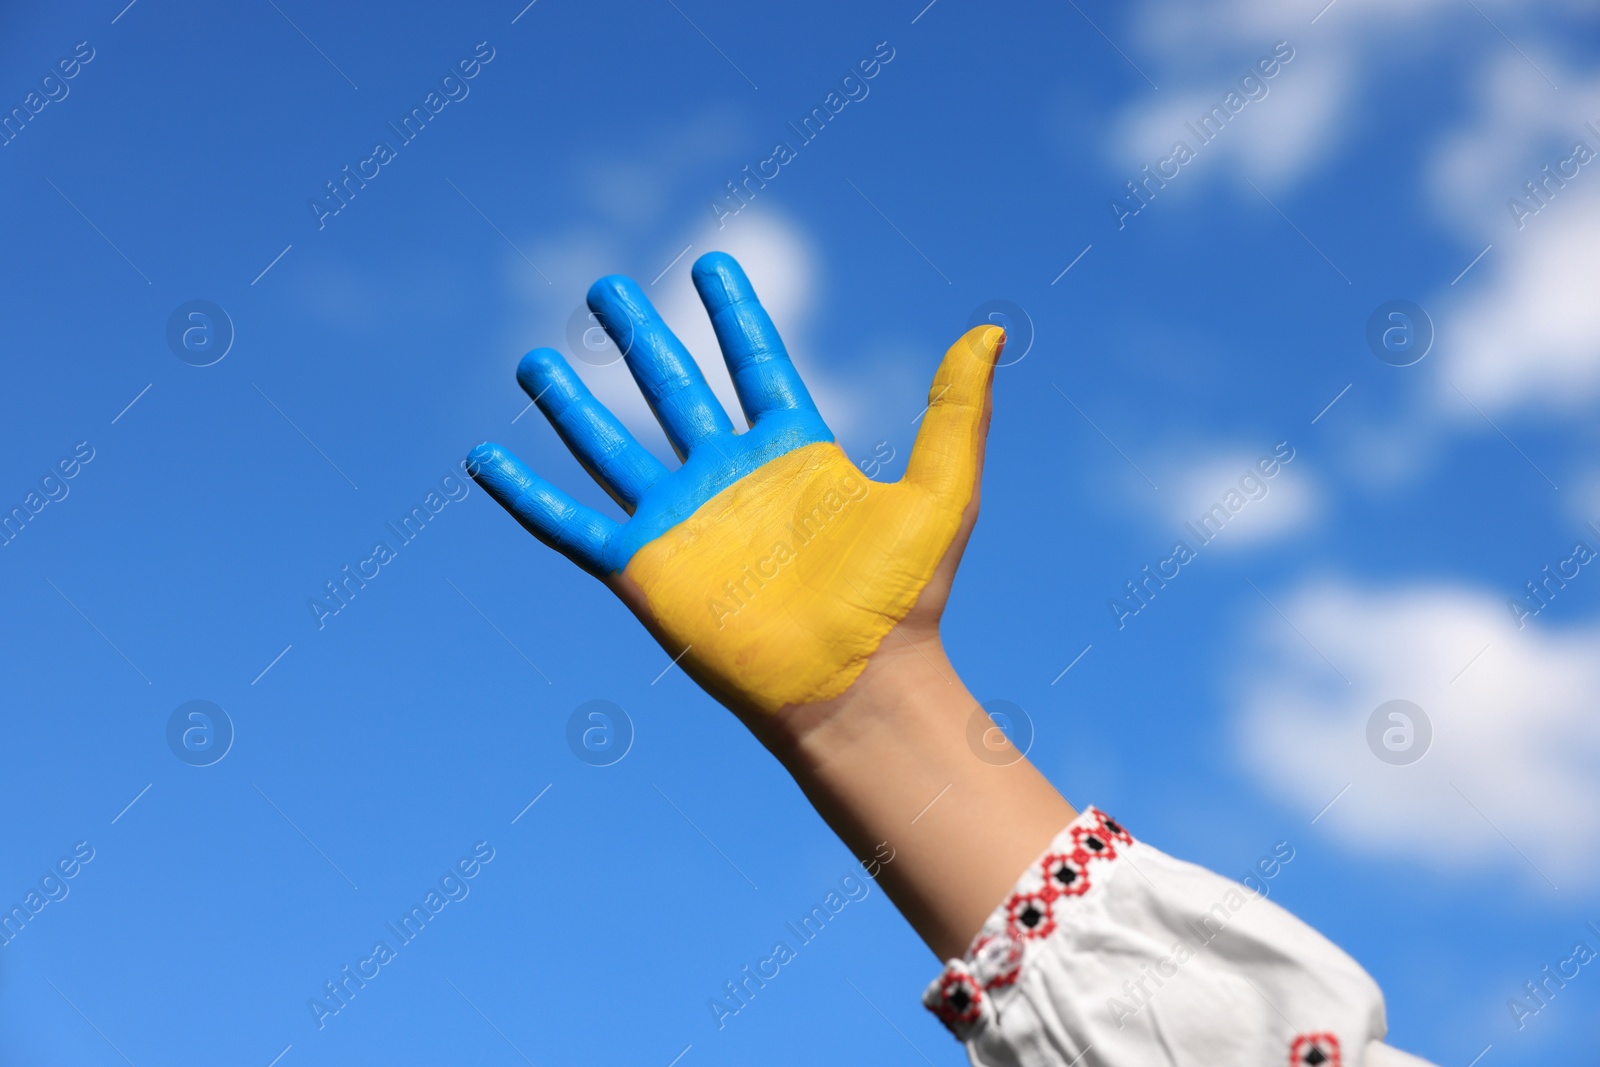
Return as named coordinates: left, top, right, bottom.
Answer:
left=1290, top=1033, right=1342, bottom=1067
left=1003, top=808, right=1128, bottom=941
left=1069, top=823, right=1119, bottom=864
left=1094, top=809, right=1134, bottom=847
left=929, top=970, right=983, bottom=1027
left=1005, top=890, right=1056, bottom=940
left=925, top=808, right=1134, bottom=1038
left=1040, top=852, right=1091, bottom=899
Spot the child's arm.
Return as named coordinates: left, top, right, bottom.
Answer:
left=467, top=252, right=1432, bottom=1066
left=468, top=250, right=1071, bottom=960
left=765, top=634, right=1076, bottom=962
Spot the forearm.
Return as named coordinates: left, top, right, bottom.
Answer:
left=758, top=634, right=1077, bottom=962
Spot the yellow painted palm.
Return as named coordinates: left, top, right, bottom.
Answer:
left=470, top=252, right=1001, bottom=717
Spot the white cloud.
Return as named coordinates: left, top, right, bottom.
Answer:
left=1128, top=0, right=1454, bottom=63
left=1108, top=45, right=1351, bottom=196
left=1228, top=60, right=1350, bottom=187
left=1420, top=53, right=1600, bottom=415
left=1103, top=4, right=1600, bottom=436
left=1111, top=0, right=1581, bottom=199
left=1424, top=52, right=1600, bottom=238
left=1434, top=187, right=1600, bottom=414
left=1150, top=448, right=1321, bottom=549
left=1109, top=0, right=1409, bottom=195
left=1234, top=580, right=1600, bottom=888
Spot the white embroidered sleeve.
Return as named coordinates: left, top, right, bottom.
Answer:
left=921, top=807, right=1436, bottom=1067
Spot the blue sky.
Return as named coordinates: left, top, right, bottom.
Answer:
left=2, top=0, right=1599, bottom=1063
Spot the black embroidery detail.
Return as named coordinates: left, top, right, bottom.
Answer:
left=1040, top=853, right=1091, bottom=900
left=1005, top=891, right=1056, bottom=940
left=926, top=809, right=1138, bottom=1039
left=1289, top=1033, right=1342, bottom=1067
left=929, top=970, right=984, bottom=1030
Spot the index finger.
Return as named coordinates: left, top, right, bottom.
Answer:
left=691, top=251, right=820, bottom=427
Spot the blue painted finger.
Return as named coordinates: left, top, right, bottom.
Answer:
left=691, top=251, right=821, bottom=426
left=467, top=442, right=618, bottom=576
left=517, top=347, right=667, bottom=511
left=586, top=274, right=734, bottom=459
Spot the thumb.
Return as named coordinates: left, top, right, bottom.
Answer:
left=902, top=325, right=1003, bottom=506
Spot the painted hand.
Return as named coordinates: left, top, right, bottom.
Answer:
left=469, top=252, right=1002, bottom=717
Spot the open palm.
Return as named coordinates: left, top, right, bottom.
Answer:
left=469, top=252, right=1002, bottom=717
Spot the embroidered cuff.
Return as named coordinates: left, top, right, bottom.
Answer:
left=921, top=805, right=1132, bottom=1040
left=918, top=807, right=1407, bottom=1067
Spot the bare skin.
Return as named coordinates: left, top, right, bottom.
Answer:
left=774, top=641, right=1078, bottom=961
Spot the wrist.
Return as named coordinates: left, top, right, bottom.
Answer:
left=756, top=632, right=1076, bottom=961
left=768, top=628, right=961, bottom=773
